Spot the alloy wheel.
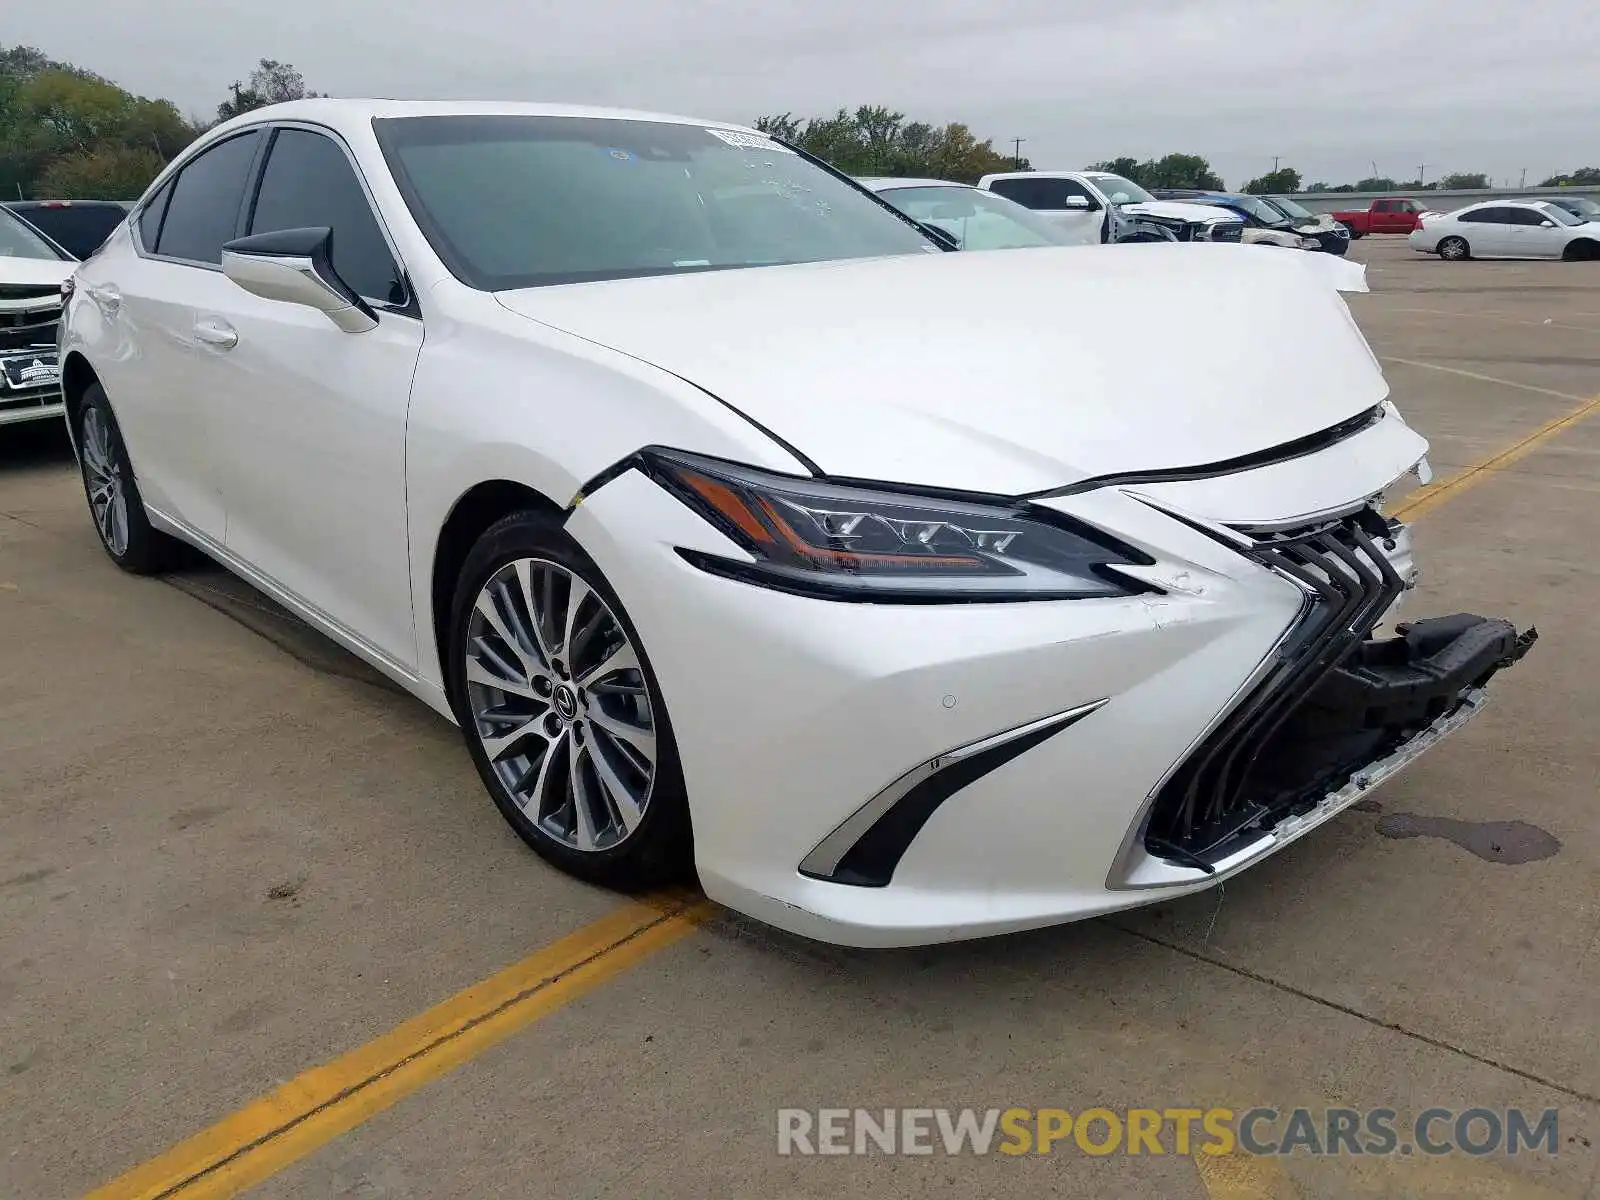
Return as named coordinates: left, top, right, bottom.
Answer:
left=463, top=558, right=657, bottom=852
left=80, top=405, right=129, bottom=557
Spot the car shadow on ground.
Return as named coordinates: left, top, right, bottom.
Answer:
left=0, top=418, right=75, bottom=471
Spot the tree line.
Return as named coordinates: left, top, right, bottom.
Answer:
left=1, top=46, right=314, bottom=199
left=4, top=50, right=1597, bottom=202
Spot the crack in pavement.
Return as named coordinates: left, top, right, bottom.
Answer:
left=1114, top=923, right=1600, bottom=1106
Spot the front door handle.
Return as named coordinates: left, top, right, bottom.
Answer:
left=193, top=317, right=238, bottom=350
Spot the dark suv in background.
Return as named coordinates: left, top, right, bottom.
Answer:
left=3, top=200, right=132, bottom=260
left=1152, top=190, right=1348, bottom=254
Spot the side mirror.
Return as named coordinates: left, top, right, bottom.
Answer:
left=1063, top=195, right=1091, bottom=210
left=221, top=226, right=378, bottom=333
left=1540, top=220, right=1556, bottom=228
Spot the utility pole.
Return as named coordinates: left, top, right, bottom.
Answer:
left=1418, top=163, right=1427, bottom=186
left=1272, top=155, right=1280, bottom=172
left=1011, top=137, right=1026, bottom=169
left=1519, top=167, right=1528, bottom=189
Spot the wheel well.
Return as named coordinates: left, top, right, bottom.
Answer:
left=60, top=352, right=100, bottom=437
left=430, top=480, right=564, bottom=666
left=1563, top=238, right=1600, bottom=262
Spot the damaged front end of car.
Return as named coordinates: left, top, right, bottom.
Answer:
left=1138, top=503, right=1537, bottom=872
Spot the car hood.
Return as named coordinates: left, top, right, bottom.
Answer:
left=0, top=255, right=74, bottom=286
left=496, top=244, right=1389, bottom=495
left=1122, top=199, right=1237, bottom=225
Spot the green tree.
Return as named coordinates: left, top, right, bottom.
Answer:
left=1088, top=154, right=1223, bottom=190
left=216, top=58, right=317, bottom=122
left=753, top=107, right=1022, bottom=183
left=1241, top=166, right=1301, bottom=195
left=1539, top=167, right=1600, bottom=187
left=1, top=50, right=199, bottom=199
left=1437, top=172, right=1488, bottom=190
left=38, top=144, right=165, bottom=199
left=1088, top=156, right=1142, bottom=180
left=1355, top=176, right=1398, bottom=192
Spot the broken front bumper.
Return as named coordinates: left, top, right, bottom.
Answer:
left=1144, top=610, right=1538, bottom=871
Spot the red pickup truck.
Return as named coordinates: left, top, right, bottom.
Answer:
left=1332, top=197, right=1431, bottom=237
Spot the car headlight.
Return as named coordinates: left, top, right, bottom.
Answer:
left=640, top=449, right=1156, bottom=602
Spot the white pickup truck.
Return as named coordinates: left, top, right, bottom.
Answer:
left=978, top=170, right=1245, bottom=247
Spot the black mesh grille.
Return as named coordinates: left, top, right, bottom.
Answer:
left=0, top=304, right=60, bottom=354
left=1143, top=506, right=1404, bottom=862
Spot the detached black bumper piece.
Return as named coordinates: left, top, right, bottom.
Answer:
left=1146, top=613, right=1537, bottom=866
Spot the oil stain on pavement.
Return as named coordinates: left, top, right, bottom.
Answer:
left=1375, top=813, right=1562, bottom=864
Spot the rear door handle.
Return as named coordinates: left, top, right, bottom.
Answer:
left=193, top=317, right=238, bottom=350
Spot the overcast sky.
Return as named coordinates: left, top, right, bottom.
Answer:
left=11, top=0, right=1599, bottom=188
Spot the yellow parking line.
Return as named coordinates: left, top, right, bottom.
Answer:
left=1194, top=1151, right=1301, bottom=1199
left=85, top=893, right=713, bottom=1200
left=1393, top=390, right=1600, bottom=521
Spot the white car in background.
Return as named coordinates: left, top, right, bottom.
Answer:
left=862, top=176, right=1369, bottom=294
left=856, top=177, right=1083, bottom=250
left=977, top=170, right=1246, bottom=246
left=0, top=204, right=75, bottom=427
left=58, top=99, right=1533, bottom=947
left=1409, top=199, right=1600, bottom=261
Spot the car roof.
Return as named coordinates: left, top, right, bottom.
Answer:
left=1459, top=198, right=1552, bottom=213
left=856, top=177, right=973, bottom=192
left=5, top=199, right=131, bottom=209
left=203, top=97, right=761, bottom=140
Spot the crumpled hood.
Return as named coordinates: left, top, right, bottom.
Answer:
left=1123, top=199, right=1237, bottom=226
left=496, top=243, right=1389, bottom=495
left=0, top=255, right=74, bottom=287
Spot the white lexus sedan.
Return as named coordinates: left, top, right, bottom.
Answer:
left=1408, top=199, right=1600, bottom=261
left=59, top=101, right=1535, bottom=946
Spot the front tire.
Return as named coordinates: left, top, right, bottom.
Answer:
left=446, top=510, right=693, bottom=890
left=75, top=384, right=181, bottom=574
left=1438, top=236, right=1470, bottom=261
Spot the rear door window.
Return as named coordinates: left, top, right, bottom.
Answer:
left=154, top=131, right=263, bottom=265
left=138, top=180, right=174, bottom=249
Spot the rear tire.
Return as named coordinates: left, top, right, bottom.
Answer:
left=1437, top=236, right=1470, bottom=261
left=446, top=510, right=694, bottom=890
left=75, top=383, right=182, bottom=574
left=1561, top=239, right=1600, bottom=262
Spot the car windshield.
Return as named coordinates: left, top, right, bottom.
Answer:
left=0, top=205, right=70, bottom=261
left=1083, top=173, right=1155, bottom=204
left=874, top=185, right=1069, bottom=250
left=373, top=115, right=938, bottom=289
left=1228, top=195, right=1291, bottom=226
left=1535, top=203, right=1582, bottom=227
left=1554, top=197, right=1600, bottom=218
left=1268, top=196, right=1315, bottom=220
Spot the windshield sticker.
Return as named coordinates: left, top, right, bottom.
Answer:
left=705, top=128, right=794, bottom=154
left=604, top=148, right=638, bottom=161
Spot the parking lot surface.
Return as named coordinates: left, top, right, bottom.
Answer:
left=3, top=238, right=1597, bottom=1199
